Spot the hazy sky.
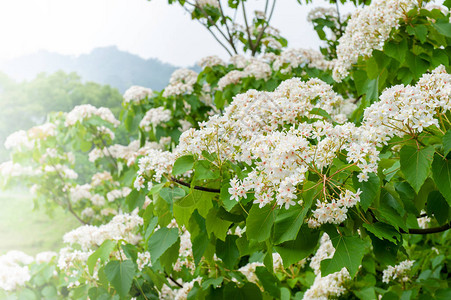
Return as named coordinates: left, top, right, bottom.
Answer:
left=0, top=0, right=355, bottom=66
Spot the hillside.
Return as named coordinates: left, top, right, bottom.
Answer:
left=0, top=46, right=179, bottom=92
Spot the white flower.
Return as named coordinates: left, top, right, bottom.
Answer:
left=123, top=85, right=153, bottom=104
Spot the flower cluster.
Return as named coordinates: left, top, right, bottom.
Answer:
left=333, top=0, right=416, bottom=81
left=196, top=0, right=219, bottom=9
left=135, top=149, right=176, bottom=190
left=65, top=104, right=120, bottom=127
left=0, top=250, right=56, bottom=292
left=177, top=78, right=373, bottom=214
left=89, top=140, right=163, bottom=166
left=5, top=122, right=57, bottom=150
left=139, top=106, right=172, bottom=131
left=198, top=55, right=226, bottom=68
left=123, top=85, right=153, bottom=105
left=363, top=65, right=451, bottom=141
left=162, top=68, right=198, bottom=97
left=382, top=260, right=415, bottom=284
left=62, top=210, right=143, bottom=250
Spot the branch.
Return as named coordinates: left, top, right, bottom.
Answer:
left=404, top=222, right=451, bottom=235
left=165, top=273, right=183, bottom=288
left=182, top=3, right=234, bottom=56
left=252, top=0, right=277, bottom=56
left=241, top=1, right=254, bottom=52
left=218, top=0, right=238, bottom=54
left=171, top=177, right=220, bottom=193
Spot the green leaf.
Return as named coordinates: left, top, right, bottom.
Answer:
left=194, top=160, right=220, bottom=180
left=384, top=40, right=407, bottom=62
left=427, top=191, right=449, bottom=225
left=206, top=209, right=232, bottom=241
left=255, top=267, right=281, bottom=298
left=376, top=189, right=408, bottom=232
left=216, top=235, right=240, bottom=269
left=275, top=225, right=320, bottom=268
left=400, top=145, right=434, bottom=193
left=444, top=0, right=451, bottom=9
left=148, top=227, right=179, bottom=263
left=273, top=182, right=317, bottom=244
left=362, top=222, right=401, bottom=244
left=223, top=282, right=262, bottom=299
left=125, top=189, right=146, bottom=211
left=353, top=173, right=380, bottom=211
left=432, top=153, right=451, bottom=206
left=405, top=52, right=429, bottom=79
left=87, top=240, right=116, bottom=275
left=321, top=228, right=369, bottom=278
left=408, top=24, right=428, bottom=43
left=443, top=130, right=451, bottom=156
left=159, top=187, right=186, bottom=205
left=104, top=260, right=136, bottom=298
left=246, top=204, right=277, bottom=242
left=220, top=183, right=237, bottom=211
left=433, top=22, right=451, bottom=38
left=273, top=206, right=308, bottom=245
left=172, top=155, right=195, bottom=175
left=201, top=277, right=224, bottom=290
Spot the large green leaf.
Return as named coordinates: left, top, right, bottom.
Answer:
left=273, top=182, right=317, bottom=244
left=159, top=187, right=186, bottom=205
left=362, top=222, right=401, bottom=244
left=405, top=51, right=429, bottom=79
left=400, top=145, right=434, bottom=193
left=148, top=227, right=179, bottom=263
left=433, top=22, right=451, bottom=38
left=432, top=153, right=451, bottom=205
left=172, top=155, right=195, bottom=175
left=216, top=235, right=240, bottom=269
left=353, top=173, right=380, bottom=211
left=246, top=204, right=277, bottom=242
left=443, top=129, right=451, bottom=156
left=104, top=260, right=136, bottom=298
left=223, top=282, right=262, bottom=299
left=194, top=160, right=220, bottom=180
left=273, top=206, right=308, bottom=245
left=205, top=209, right=232, bottom=241
left=321, top=228, right=369, bottom=278
left=255, top=267, right=281, bottom=298
left=87, top=240, right=116, bottom=275
left=427, top=191, right=450, bottom=225
left=384, top=40, right=408, bottom=62
left=275, top=225, right=320, bottom=268
left=368, top=233, right=399, bottom=266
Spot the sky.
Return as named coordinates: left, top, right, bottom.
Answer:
left=0, top=0, right=356, bottom=66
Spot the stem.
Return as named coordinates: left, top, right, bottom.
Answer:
left=171, top=177, right=220, bottom=193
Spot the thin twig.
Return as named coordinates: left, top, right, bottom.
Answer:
left=241, top=1, right=254, bottom=52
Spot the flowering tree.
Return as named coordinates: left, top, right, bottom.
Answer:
left=1, top=0, right=451, bottom=299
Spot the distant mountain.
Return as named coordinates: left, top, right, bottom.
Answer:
left=0, top=46, right=182, bottom=93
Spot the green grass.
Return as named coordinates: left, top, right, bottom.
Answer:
left=0, top=189, right=79, bottom=256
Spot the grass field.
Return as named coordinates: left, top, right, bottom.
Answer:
left=0, top=189, right=79, bottom=255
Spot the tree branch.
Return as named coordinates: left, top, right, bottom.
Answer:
left=252, top=0, right=277, bottom=56
left=241, top=1, right=254, bottom=53
left=171, top=177, right=220, bottom=193
left=404, top=222, right=451, bottom=234
left=182, top=3, right=234, bottom=56
left=218, top=0, right=238, bottom=54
